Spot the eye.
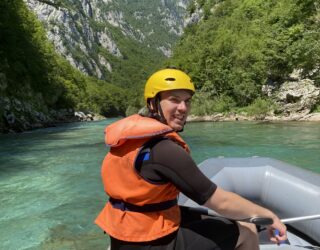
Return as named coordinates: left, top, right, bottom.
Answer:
left=169, top=97, right=180, bottom=104
left=185, top=99, right=192, bottom=105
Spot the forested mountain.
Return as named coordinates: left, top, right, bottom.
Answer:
left=25, top=0, right=189, bottom=86
left=0, top=0, right=190, bottom=132
left=0, top=0, right=127, bottom=132
left=1, top=0, right=320, bottom=133
left=168, top=0, right=320, bottom=116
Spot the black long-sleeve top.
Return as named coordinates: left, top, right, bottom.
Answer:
left=136, top=138, right=217, bottom=205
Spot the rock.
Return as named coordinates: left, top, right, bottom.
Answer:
left=275, top=79, right=320, bottom=115
left=32, top=123, right=44, bottom=129
left=0, top=96, right=10, bottom=110
left=92, top=113, right=106, bottom=121
left=4, top=111, right=16, bottom=125
left=33, top=111, right=48, bottom=122
left=185, top=12, right=201, bottom=25
left=1, top=95, right=106, bottom=133
left=74, top=111, right=86, bottom=121
left=261, top=84, right=276, bottom=97
left=25, top=0, right=188, bottom=79
left=288, top=69, right=303, bottom=81
left=0, top=73, right=8, bottom=91
left=187, top=113, right=251, bottom=122
left=299, top=112, right=320, bottom=121
left=22, top=120, right=32, bottom=130
left=86, top=113, right=93, bottom=120
left=97, top=31, right=122, bottom=57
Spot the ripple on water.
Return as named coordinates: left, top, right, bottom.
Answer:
left=0, top=120, right=319, bottom=249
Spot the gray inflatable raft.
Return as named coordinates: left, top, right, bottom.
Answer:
left=179, top=157, right=320, bottom=249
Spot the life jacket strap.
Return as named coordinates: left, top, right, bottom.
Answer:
left=109, top=197, right=177, bottom=213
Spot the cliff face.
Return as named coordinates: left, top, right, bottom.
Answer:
left=25, top=0, right=190, bottom=81
left=0, top=0, right=191, bottom=133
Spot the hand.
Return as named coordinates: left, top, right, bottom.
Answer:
left=267, top=217, right=287, bottom=244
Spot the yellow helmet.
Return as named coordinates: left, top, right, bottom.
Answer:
left=144, top=68, right=195, bottom=102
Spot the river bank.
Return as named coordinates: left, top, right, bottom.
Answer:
left=0, top=109, right=106, bottom=134
left=187, top=112, right=320, bottom=122
left=2, top=111, right=320, bottom=134
left=2, top=74, right=320, bottom=133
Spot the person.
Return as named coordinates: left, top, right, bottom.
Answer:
left=95, top=68, right=287, bottom=250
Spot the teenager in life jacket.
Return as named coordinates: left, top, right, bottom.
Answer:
left=95, top=68, right=287, bottom=250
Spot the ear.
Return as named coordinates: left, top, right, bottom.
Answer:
left=147, top=99, right=156, bottom=112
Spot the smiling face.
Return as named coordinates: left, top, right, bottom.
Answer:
left=159, top=89, right=193, bottom=131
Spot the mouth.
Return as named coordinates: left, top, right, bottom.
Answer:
left=173, top=115, right=185, bottom=124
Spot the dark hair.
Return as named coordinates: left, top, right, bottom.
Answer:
left=148, top=95, right=165, bottom=121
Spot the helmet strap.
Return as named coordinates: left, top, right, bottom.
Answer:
left=147, top=96, right=167, bottom=124
left=156, top=96, right=167, bottom=124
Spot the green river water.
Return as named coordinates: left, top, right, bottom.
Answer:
left=0, top=119, right=319, bottom=250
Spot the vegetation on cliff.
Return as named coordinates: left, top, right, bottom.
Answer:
left=167, top=0, right=320, bottom=116
left=1, top=0, right=320, bottom=132
left=0, top=0, right=127, bottom=132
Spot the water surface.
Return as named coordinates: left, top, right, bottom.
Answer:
left=0, top=120, right=319, bottom=249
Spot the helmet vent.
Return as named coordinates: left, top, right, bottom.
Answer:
left=165, top=77, right=176, bottom=81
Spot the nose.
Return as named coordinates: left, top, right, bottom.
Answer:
left=177, top=101, right=188, bottom=112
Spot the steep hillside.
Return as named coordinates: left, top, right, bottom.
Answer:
left=25, top=0, right=190, bottom=88
left=168, top=0, right=320, bottom=116
left=0, top=0, right=126, bottom=133
left=1, top=0, right=191, bottom=132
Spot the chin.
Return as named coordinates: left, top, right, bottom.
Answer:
left=171, top=123, right=184, bottom=132
left=167, top=119, right=186, bottom=131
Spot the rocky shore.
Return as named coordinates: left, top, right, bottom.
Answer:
left=189, top=74, right=320, bottom=123
left=1, top=104, right=106, bottom=133
left=1, top=74, right=320, bottom=133
left=1, top=106, right=319, bottom=134
left=187, top=112, right=320, bottom=122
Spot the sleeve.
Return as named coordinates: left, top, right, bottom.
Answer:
left=138, top=139, right=217, bottom=205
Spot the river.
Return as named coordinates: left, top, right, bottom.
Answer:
left=0, top=119, right=319, bottom=250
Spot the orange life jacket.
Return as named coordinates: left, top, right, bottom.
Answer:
left=95, top=114, right=190, bottom=242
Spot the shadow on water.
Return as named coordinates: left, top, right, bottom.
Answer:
left=0, top=157, right=32, bottom=175
left=36, top=199, right=110, bottom=250
left=38, top=225, right=109, bottom=250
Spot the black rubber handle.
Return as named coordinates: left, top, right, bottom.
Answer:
left=248, top=217, right=274, bottom=226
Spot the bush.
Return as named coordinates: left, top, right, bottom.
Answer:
left=191, top=93, right=236, bottom=115
left=245, top=98, right=274, bottom=119
left=311, top=104, right=320, bottom=113
left=125, top=105, right=140, bottom=116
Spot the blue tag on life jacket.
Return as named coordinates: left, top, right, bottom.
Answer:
left=135, top=149, right=151, bottom=172
left=137, top=151, right=150, bottom=162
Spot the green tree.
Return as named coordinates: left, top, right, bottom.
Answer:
left=169, top=0, right=320, bottom=113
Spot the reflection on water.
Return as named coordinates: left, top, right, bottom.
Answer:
left=0, top=119, right=319, bottom=249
